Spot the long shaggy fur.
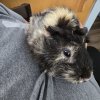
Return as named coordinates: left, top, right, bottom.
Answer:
left=27, top=7, right=93, bottom=84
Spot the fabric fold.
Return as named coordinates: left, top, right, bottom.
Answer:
left=30, top=71, right=54, bottom=100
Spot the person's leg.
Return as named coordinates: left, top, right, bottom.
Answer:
left=0, top=3, right=40, bottom=100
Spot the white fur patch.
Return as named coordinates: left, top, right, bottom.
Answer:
left=43, top=7, right=75, bottom=27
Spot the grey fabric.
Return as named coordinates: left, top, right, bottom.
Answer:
left=0, top=3, right=100, bottom=100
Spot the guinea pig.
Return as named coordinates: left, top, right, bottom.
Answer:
left=27, top=7, right=93, bottom=84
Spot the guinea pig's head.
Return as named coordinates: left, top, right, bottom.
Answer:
left=27, top=7, right=93, bottom=84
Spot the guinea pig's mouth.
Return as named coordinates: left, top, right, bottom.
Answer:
left=48, top=70, right=93, bottom=84
left=63, top=71, right=93, bottom=84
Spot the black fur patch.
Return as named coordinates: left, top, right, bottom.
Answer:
left=46, top=27, right=85, bottom=44
left=57, top=17, right=70, bottom=29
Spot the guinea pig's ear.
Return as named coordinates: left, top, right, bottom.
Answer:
left=74, top=27, right=88, bottom=36
left=80, top=27, right=88, bottom=36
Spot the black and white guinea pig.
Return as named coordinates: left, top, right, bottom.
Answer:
left=27, top=7, right=93, bottom=84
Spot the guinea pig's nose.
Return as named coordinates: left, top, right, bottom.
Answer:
left=81, top=71, right=93, bottom=81
left=78, top=72, right=93, bottom=83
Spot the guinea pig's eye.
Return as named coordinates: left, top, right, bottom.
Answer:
left=63, top=49, right=71, bottom=57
